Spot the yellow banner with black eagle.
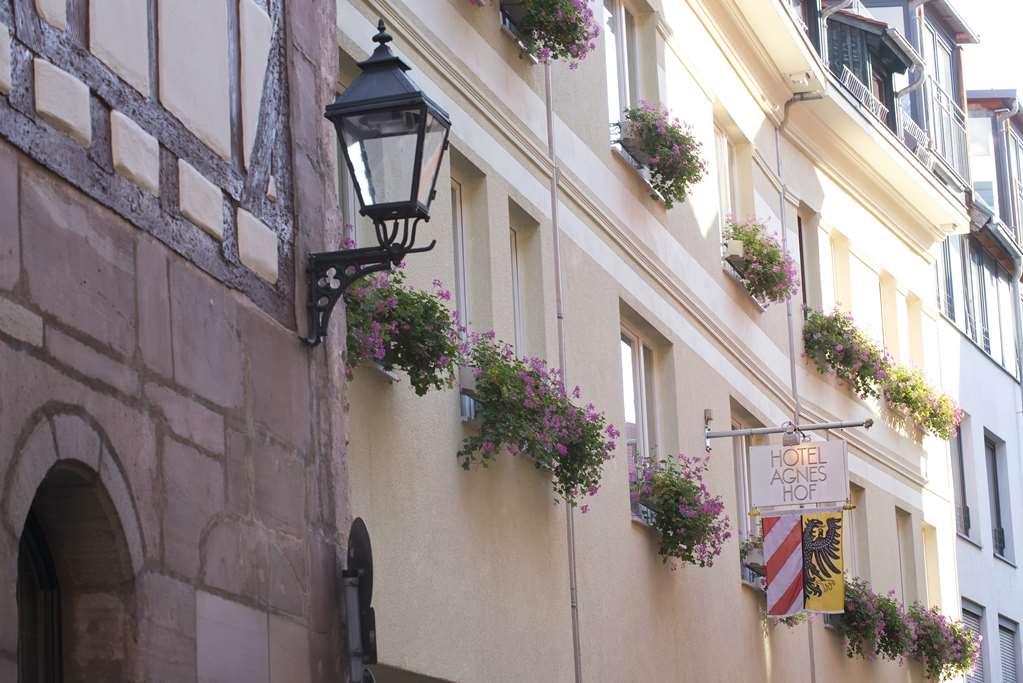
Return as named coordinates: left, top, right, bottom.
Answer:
left=801, top=511, right=845, bottom=613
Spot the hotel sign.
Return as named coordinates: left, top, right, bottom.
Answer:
left=749, top=441, right=849, bottom=508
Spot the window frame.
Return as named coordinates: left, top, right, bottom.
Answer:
left=509, top=225, right=525, bottom=354
left=986, top=437, right=1011, bottom=560
left=951, top=430, right=972, bottom=537
left=963, top=601, right=986, bottom=683
left=620, top=326, right=658, bottom=521
left=603, top=0, right=638, bottom=131
left=1001, top=616, right=1020, bottom=683
left=451, top=179, right=475, bottom=421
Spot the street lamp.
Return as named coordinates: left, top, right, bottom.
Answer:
left=304, top=19, right=452, bottom=346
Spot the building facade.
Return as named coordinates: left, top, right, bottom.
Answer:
left=940, top=88, right=1023, bottom=683
left=0, top=1, right=348, bottom=681
left=341, top=0, right=981, bottom=682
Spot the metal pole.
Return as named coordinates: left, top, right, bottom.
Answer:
left=705, top=418, right=874, bottom=441
left=544, top=61, right=583, bottom=683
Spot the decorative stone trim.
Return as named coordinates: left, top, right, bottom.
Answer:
left=111, top=111, right=159, bottom=194
left=0, top=23, right=10, bottom=94
left=239, top=0, right=272, bottom=169
left=33, top=57, right=91, bottom=145
left=237, top=207, right=278, bottom=283
left=34, top=0, right=66, bottom=31
left=178, top=159, right=224, bottom=240
left=0, top=294, right=43, bottom=346
left=89, top=0, right=150, bottom=94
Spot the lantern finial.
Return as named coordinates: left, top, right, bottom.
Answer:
left=372, top=19, right=391, bottom=46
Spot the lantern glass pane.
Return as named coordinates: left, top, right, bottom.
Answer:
left=339, top=107, right=420, bottom=207
left=416, top=111, right=448, bottom=206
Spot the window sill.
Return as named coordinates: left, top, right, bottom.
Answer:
left=721, top=261, right=769, bottom=313
left=361, top=361, right=401, bottom=384
left=995, top=553, right=1017, bottom=569
left=610, top=144, right=666, bottom=205
left=957, top=532, right=982, bottom=550
left=499, top=10, right=539, bottom=64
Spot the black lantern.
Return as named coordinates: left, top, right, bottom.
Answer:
left=304, top=20, right=452, bottom=346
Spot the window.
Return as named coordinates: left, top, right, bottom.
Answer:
left=715, top=126, right=737, bottom=222
left=849, top=255, right=884, bottom=345
left=986, top=437, right=1011, bottom=559
left=509, top=226, right=525, bottom=353
left=895, top=508, right=917, bottom=604
left=620, top=329, right=657, bottom=514
left=847, top=483, right=868, bottom=579
left=730, top=404, right=766, bottom=556
left=451, top=179, right=475, bottom=420
left=603, top=0, right=638, bottom=129
left=964, top=602, right=986, bottom=683
left=1009, top=131, right=1023, bottom=229
left=951, top=430, right=971, bottom=536
left=1002, top=618, right=1019, bottom=683
left=922, top=524, right=942, bottom=608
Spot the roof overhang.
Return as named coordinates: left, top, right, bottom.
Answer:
left=927, top=0, right=980, bottom=45
left=730, top=0, right=830, bottom=94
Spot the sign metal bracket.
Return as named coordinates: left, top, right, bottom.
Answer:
left=703, top=415, right=873, bottom=453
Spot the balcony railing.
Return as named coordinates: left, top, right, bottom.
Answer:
left=840, top=65, right=889, bottom=124
left=897, top=105, right=930, bottom=161
left=925, top=78, right=969, bottom=183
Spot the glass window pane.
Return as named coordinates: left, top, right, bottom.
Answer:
left=416, top=112, right=447, bottom=205
left=340, top=108, right=420, bottom=206
left=604, top=0, right=621, bottom=126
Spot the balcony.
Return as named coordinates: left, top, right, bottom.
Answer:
left=925, top=78, right=970, bottom=185
left=840, top=65, right=889, bottom=125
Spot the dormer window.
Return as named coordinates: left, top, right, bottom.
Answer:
left=826, top=10, right=915, bottom=133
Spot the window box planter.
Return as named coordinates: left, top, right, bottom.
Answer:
left=723, top=239, right=747, bottom=273
left=617, top=119, right=655, bottom=166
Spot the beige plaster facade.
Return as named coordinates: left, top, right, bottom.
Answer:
left=339, top=1, right=970, bottom=681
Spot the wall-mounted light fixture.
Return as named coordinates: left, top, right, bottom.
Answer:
left=304, top=20, right=452, bottom=346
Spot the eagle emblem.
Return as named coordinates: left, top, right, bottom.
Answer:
left=802, top=516, right=842, bottom=599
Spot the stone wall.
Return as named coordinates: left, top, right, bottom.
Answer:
left=0, top=0, right=348, bottom=680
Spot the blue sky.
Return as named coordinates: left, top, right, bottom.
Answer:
left=961, top=0, right=1023, bottom=94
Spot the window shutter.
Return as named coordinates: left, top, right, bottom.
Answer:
left=1002, top=625, right=1018, bottom=683
left=964, top=609, right=985, bottom=683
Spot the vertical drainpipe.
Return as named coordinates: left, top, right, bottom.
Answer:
left=777, top=89, right=823, bottom=683
left=996, top=100, right=1023, bottom=415
left=543, top=62, right=583, bottom=683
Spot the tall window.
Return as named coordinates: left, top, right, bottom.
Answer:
left=452, top=180, right=474, bottom=420
left=847, top=483, right=868, bottom=579
left=987, top=437, right=1010, bottom=559
left=951, top=430, right=971, bottom=536
left=621, top=329, right=657, bottom=518
left=895, top=507, right=917, bottom=604
left=964, top=602, right=986, bottom=683
left=1002, top=618, right=1020, bottom=683
left=603, top=0, right=638, bottom=129
left=715, top=126, right=737, bottom=222
left=509, top=226, right=525, bottom=353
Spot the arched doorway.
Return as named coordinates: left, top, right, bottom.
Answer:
left=17, top=460, right=136, bottom=682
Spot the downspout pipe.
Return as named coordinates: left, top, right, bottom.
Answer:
left=777, top=89, right=823, bottom=683
left=543, top=62, right=582, bottom=683
left=820, top=0, right=855, bottom=59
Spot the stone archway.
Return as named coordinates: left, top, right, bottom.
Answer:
left=3, top=410, right=144, bottom=682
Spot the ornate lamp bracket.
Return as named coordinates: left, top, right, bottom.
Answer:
left=302, top=218, right=435, bottom=347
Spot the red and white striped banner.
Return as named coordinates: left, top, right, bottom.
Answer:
left=764, top=512, right=804, bottom=617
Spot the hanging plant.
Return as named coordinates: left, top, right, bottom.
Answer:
left=629, top=452, right=731, bottom=568
left=881, top=366, right=963, bottom=440
left=803, top=309, right=962, bottom=439
left=344, top=266, right=460, bottom=396
left=457, top=334, right=618, bottom=508
left=476, top=0, right=600, bottom=68
left=619, top=102, right=706, bottom=208
left=906, top=603, right=981, bottom=681
left=722, top=217, right=800, bottom=304
left=833, top=577, right=912, bottom=662
left=803, top=309, right=891, bottom=399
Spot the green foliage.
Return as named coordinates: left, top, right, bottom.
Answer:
left=803, top=309, right=962, bottom=439
left=834, top=577, right=910, bottom=662
left=629, top=452, right=731, bottom=567
left=345, top=269, right=459, bottom=396
left=803, top=309, right=890, bottom=400
left=906, top=603, right=981, bottom=681
left=722, top=218, right=800, bottom=303
left=622, top=103, right=706, bottom=208
left=457, top=335, right=617, bottom=507
left=496, top=0, right=599, bottom=66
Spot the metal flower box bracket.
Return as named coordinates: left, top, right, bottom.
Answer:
left=617, top=119, right=654, bottom=166
left=723, top=239, right=747, bottom=274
